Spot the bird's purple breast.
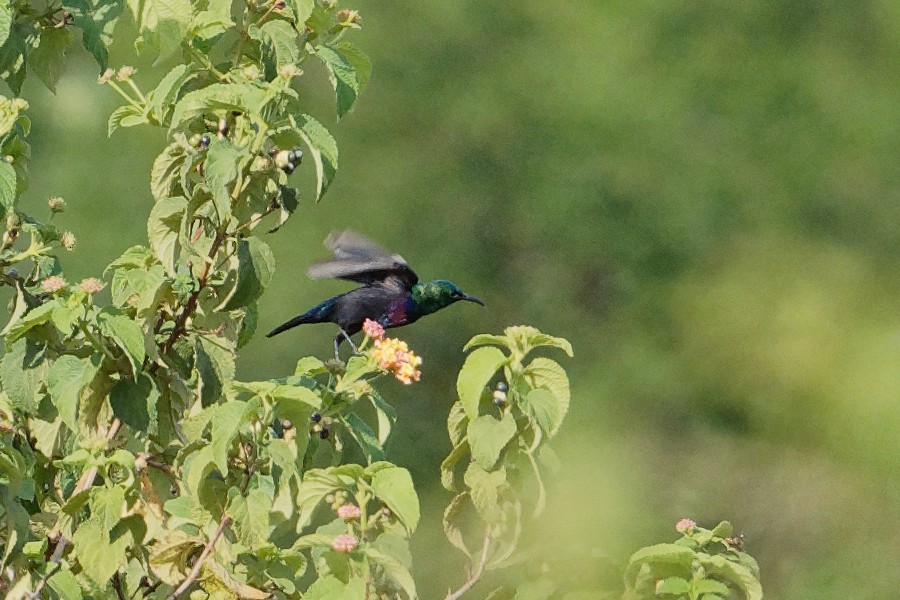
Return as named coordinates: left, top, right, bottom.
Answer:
left=384, top=296, right=415, bottom=327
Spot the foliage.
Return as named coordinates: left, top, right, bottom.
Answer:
left=623, top=521, right=761, bottom=600
left=0, top=1, right=762, bottom=598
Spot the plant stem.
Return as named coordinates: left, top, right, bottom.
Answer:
left=444, top=535, right=492, bottom=600
left=166, top=514, right=233, bottom=599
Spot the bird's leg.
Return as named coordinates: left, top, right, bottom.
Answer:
left=333, top=329, right=359, bottom=360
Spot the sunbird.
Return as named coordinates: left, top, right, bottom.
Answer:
left=266, top=230, right=484, bottom=355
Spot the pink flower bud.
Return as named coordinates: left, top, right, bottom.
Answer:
left=337, top=504, right=362, bottom=521
left=41, top=276, right=66, bottom=294
left=331, top=533, right=358, bottom=553
left=362, top=318, right=385, bottom=340
left=79, top=277, right=104, bottom=294
left=675, top=518, right=696, bottom=534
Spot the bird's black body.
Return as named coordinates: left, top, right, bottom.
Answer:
left=267, top=231, right=483, bottom=353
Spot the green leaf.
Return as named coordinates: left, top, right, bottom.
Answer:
left=624, top=543, right=695, bottom=585
left=107, top=103, right=148, bottom=137
left=150, top=140, right=188, bottom=200
left=226, top=482, right=274, bottom=545
left=289, top=0, right=313, bottom=25
left=370, top=466, right=420, bottom=534
left=90, top=485, right=126, bottom=530
left=520, top=388, right=559, bottom=437
left=29, top=26, right=73, bottom=93
left=147, top=195, right=187, bottom=275
left=72, top=516, right=131, bottom=585
left=218, top=237, right=275, bottom=310
left=457, top=346, right=507, bottom=419
left=148, top=64, right=194, bottom=124
left=211, top=400, right=252, bottom=475
left=0, top=338, right=48, bottom=414
left=169, top=83, right=268, bottom=133
left=364, top=546, right=417, bottom=599
left=0, top=0, right=11, bottom=49
left=97, top=308, right=146, bottom=376
left=463, top=333, right=509, bottom=352
left=699, top=554, right=762, bottom=600
left=204, top=138, right=245, bottom=221
left=47, top=567, right=83, bottom=600
left=195, top=334, right=235, bottom=406
left=343, top=411, right=384, bottom=463
left=468, top=412, right=517, bottom=470
left=710, top=520, right=734, bottom=539
left=294, top=113, right=338, bottom=201
left=110, top=264, right=168, bottom=317
left=463, top=462, right=507, bottom=524
left=47, top=355, right=100, bottom=430
left=523, top=357, right=570, bottom=436
left=316, top=44, right=360, bottom=120
left=655, top=576, right=690, bottom=596
left=0, top=159, right=15, bottom=212
left=440, top=440, right=469, bottom=492
left=335, top=41, right=372, bottom=90
left=251, top=19, right=300, bottom=70
left=128, top=0, right=192, bottom=57
left=694, top=579, right=730, bottom=597
left=110, top=372, right=159, bottom=433
left=65, top=0, right=125, bottom=70
left=3, top=298, right=57, bottom=342
left=504, top=325, right=573, bottom=357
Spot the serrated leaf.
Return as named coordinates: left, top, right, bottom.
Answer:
left=343, top=411, right=384, bottom=463
left=65, top=0, right=125, bottom=70
left=195, top=334, right=235, bottom=406
left=29, top=26, right=73, bottom=93
left=46, top=567, right=83, bottom=600
left=107, top=104, right=147, bottom=137
left=294, top=113, right=337, bottom=201
left=147, top=195, right=186, bottom=275
left=97, top=308, right=146, bottom=376
left=148, top=64, right=194, bottom=125
left=47, top=355, right=100, bottom=430
left=457, top=346, right=507, bottom=419
left=463, top=333, right=509, bottom=352
left=150, top=140, right=188, bottom=200
left=370, top=466, right=419, bottom=534
left=0, top=149, right=16, bottom=211
left=655, top=576, right=690, bottom=595
left=0, top=1, right=11, bottom=49
left=624, top=543, right=695, bottom=585
left=289, top=0, right=313, bottom=25
left=364, top=546, right=417, bottom=599
left=442, top=492, right=473, bottom=558
left=128, top=0, right=192, bottom=57
left=110, top=264, right=168, bottom=316
left=520, top=388, right=559, bottom=437
left=218, top=236, right=275, bottom=310
left=316, top=44, right=360, bottom=120
left=3, top=298, right=57, bottom=342
left=226, top=483, right=273, bottom=545
left=110, top=372, right=159, bottom=433
left=335, top=41, right=371, bottom=89
left=694, top=579, right=730, bottom=597
left=211, top=400, right=251, bottom=475
left=204, top=138, right=245, bottom=221
left=523, top=357, right=569, bottom=435
left=440, top=440, right=469, bottom=492
left=169, top=83, right=268, bottom=133
left=464, top=462, right=507, bottom=524
left=251, top=19, right=300, bottom=72
left=0, top=338, right=48, bottom=414
left=467, top=412, right=517, bottom=470
left=72, top=516, right=132, bottom=585
left=699, top=554, right=762, bottom=600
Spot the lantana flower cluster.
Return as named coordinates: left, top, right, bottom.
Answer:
left=362, top=319, right=422, bottom=385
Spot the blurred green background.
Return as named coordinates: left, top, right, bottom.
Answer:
left=11, top=0, right=900, bottom=597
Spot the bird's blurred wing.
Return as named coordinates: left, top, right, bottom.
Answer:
left=307, top=230, right=419, bottom=287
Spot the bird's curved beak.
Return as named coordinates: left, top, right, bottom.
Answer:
left=462, top=294, right=485, bottom=306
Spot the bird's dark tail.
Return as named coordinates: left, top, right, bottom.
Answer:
left=266, top=296, right=338, bottom=338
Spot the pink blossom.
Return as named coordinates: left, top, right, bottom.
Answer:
left=337, top=504, right=362, bottom=521
left=675, top=518, right=696, bottom=534
left=331, top=533, right=358, bottom=553
left=362, top=318, right=385, bottom=340
left=41, top=276, right=66, bottom=294
left=79, top=278, right=105, bottom=294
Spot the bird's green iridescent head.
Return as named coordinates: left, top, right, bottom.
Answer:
left=411, top=279, right=484, bottom=316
